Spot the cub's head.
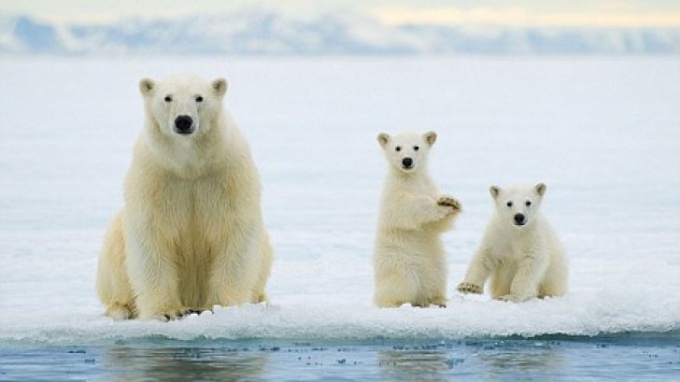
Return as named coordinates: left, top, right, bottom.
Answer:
left=377, top=131, right=437, bottom=174
left=139, top=75, right=227, bottom=137
left=490, top=183, right=547, bottom=228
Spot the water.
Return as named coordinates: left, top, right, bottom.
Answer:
left=0, top=56, right=679, bottom=379
left=2, top=334, right=679, bottom=381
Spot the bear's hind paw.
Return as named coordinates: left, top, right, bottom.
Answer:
left=187, top=308, right=214, bottom=316
left=456, top=282, right=483, bottom=295
left=105, top=303, right=135, bottom=320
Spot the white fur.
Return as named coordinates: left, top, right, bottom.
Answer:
left=457, top=183, right=567, bottom=302
left=96, top=75, right=273, bottom=320
left=373, top=131, right=461, bottom=307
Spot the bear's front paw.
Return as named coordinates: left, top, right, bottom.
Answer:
left=151, top=309, right=193, bottom=322
left=456, top=282, right=483, bottom=295
left=437, top=196, right=462, bottom=211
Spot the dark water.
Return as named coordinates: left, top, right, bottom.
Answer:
left=1, top=334, right=679, bottom=381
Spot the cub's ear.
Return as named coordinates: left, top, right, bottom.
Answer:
left=139, top=78, right=155, bottom=96
left=489, top=185, right=501, bottom=199
left=212, top=78, right=228, bottom=97
left=424, top=131, right=437, bottom=146
left=377, top=133, right=390, bottom=147
left=535, top=183, right=547, bottom=196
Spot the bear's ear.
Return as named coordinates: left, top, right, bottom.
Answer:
left=489, top=185, right=501, bottom=199
left=377, top=133, right=390, bottom=147
left=424, top=131, right=437, bottom=146
left=212, top=78, right=228, bottom=98
left=139, top=78, right=155, bottom=96
left=535, top=183, right=547, bottom=196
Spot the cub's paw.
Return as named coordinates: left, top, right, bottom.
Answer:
left=456, top=282, right=483, bottom=295
left=437, top=196, right=462, bottom=211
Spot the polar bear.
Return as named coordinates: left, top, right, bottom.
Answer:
left=96, top=75, right=273, bottom=320
left=373, top=131, right=462, bottom=308
left=457, top=183, right=567, bottom=302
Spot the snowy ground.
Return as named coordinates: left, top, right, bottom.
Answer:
left=0, top=57, right=679, bottom=345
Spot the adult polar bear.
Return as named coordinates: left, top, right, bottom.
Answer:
left=97, top=75, right=272, bottom=321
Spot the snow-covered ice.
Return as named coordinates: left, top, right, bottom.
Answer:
left=0, top=57, right=679, bottom=345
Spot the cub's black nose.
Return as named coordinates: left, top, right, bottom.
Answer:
left=514, top=213, right=526, bottom=225
left=174, top=115, right=194, bottom=134
left=402, top=157, right=413, bottom=168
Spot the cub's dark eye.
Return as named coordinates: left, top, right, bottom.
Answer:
left=525, top=200, right=532, bottom=207
left=196, top=96, right=204, bottom=102
left=413, top=146, right=419, bottom=151
left=164, top=95, right=172, bottom=102
left=395, top=146, right=402, bottom=152
left=506, top=201, right=513, bottom=207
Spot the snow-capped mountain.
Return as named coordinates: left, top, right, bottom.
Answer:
left=1, top=11, right=679, bottom=55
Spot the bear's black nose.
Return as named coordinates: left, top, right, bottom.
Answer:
left=174, top=115, right=194, bottom=134
left=402, top=157, right=413, bottom=168
left=514, top=213, right=526, bottom=225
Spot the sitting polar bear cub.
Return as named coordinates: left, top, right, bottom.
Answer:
left=457, top=183, right=567, bottom=302
left=373, top=131, right=462, bottom=308
left=96, top=75, right=273, bottom=320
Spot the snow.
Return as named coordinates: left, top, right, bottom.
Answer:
left=0, top=57, right=679, bottom=345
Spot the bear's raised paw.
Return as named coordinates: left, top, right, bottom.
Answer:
left=456, top=282, right=483, bottom=295
left=437, top=196, right=462, bottom=211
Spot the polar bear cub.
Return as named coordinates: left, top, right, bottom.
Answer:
left=96, top=75, right=273, bottom=320
left=457, top=183, right=567, bottom=302
left=373, top=131, right=462, bottom=308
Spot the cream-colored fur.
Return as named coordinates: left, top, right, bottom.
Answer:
left=96, top=75, right=273, bottom=320
left=373, top=131, right=461, bottom=308
left=457, top=183, right=567, bottom=302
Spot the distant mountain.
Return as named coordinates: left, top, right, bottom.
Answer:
left=1, top=11, right=679, bottom=55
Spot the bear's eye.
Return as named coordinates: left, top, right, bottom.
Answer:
left=164, top=95, right=172, bottom=103
left=506, top=201, right=513, bottom=207
left=395, top=146, right=402, bottom=152
left=195, top=96, right=204, bottom=103
left=525, top=200, right=532, bottom=207
left=413, top=146, right=419, bottom=151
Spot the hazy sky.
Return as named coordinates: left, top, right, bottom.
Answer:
left=2, top=0, right=680, bottom=27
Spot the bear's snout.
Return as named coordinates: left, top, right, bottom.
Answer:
left=174, top=115, right=195, bottom=135
left=514, top=213, right=526, bottom=226
left=402, top=157, right=413, bottom=169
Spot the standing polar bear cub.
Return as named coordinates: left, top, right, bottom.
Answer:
left=373, top=131, right=462, bottom=308
left=96, top=75, right=273, bottom=320
left=457, top=183, right=567, bottom=302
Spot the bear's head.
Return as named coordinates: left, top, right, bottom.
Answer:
left=377, top=131, right=437, bottom=174
left=490, top=183, right=547, bottom=228
left=139, top=75, right=227, bottom=137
